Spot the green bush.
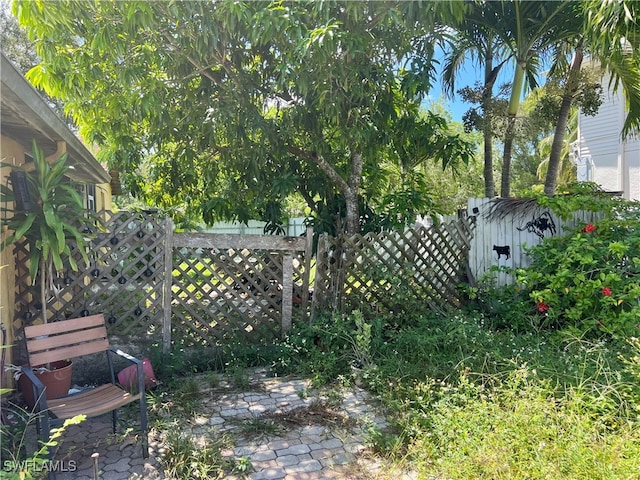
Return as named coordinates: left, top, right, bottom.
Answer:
left=462, top=269, right=538, bottom=332
left=516, top=207, right=640, bottom=337
left=272, top=313, right=356, bottom=385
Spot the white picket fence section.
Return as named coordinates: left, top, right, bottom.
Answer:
left=467, top=198, right=603, bottom=285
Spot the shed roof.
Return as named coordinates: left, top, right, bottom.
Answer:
left=1, top=52, right=110, bottom=184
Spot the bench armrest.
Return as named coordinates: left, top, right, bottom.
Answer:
left=109, top=348, right=146, bottom=394
left=109, top=347, right=142, bottom=366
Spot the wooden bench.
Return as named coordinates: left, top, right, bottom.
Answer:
left=21, top=314, right=148, bottom=458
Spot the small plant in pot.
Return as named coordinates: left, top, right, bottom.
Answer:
left=1, top=140, right=99, bottom=404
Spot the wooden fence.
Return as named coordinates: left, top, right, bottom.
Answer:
left=12, top=209, right=168, bottom=331
left=313, top=217, right=476, bottom=315
left=167, top=230, right=313, bottom=350
left=12, top=211, right=475, bottom=355
left=467, top=197, right=603, bottom=285
left=12, top=210, right=168, bottom=362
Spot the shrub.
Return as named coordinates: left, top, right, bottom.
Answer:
left=516, top=186, right=640, bottom=337
left=462, top=268, right=538, bottom=332
left=272, top=312, right=354, bottom=385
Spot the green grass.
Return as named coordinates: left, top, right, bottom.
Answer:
left=409, top=368, right=640, bottom=479
left=273, top=309, right=640, bottom=479
left=146, top=307, right=640, bottom=479
left=161, top=430, right=238, bottom=480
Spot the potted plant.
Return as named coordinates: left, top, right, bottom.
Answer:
left=1, top=140, right=97, bottom=402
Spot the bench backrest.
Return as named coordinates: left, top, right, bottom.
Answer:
left=24, top=314, right=110, bottom=367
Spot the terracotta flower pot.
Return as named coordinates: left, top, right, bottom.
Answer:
left=18, top=360, right=73, bottom=409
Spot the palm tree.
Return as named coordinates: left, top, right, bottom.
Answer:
left=537, top=108, right=578, bottom=187
left=441, top=3, right=507, bottom=198
left=474, top=0, right=581, bottom=198
left=543, top=0, right=640, bottom=195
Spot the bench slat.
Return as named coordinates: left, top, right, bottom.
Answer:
left=28, top=339, right=110, bottom=366
left=24, top=315, right=106, bottom=339
left=26, top=327, right=107, bottom=355
left=48, top=384, right=141, bottom=419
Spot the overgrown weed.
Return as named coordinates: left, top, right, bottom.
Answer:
left=269, top=307, right=640, bottom=478
left=161, top=430, right=247, bottom=479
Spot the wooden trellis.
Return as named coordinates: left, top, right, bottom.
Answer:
left=12, top=210, right=167, bottom=363
left=166, top=230, right=313, bottom=350
left=313, top=217, right=475, bottom=315
left=12, top=209, right=474, bottom=354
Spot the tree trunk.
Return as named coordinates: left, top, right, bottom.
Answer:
left=544, top=48, right=583, bottom=196
left=501, top=63, right=526, bottom=198
left=482, top=112, right=495, bottom=197
left=286, top=145, right=363, bottom=235
left=345, top=150, right=363, bottom=235
left=482, top=58, right=497, bottom=198
left=501, top=117, right=516, bottom=198
left=343, top=189, right=360, bottom=236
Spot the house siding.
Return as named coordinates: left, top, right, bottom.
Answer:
left=0, top=135, right=25, bottom=380
left=578, top=74, right=640, bottom=200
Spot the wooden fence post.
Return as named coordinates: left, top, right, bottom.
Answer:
left=162, top=217, right=174, bottom=354
left=310, top=233, right=328, bottom=322
left=281, top=254, right=293, bottom=335
left=301, top=226, right=313, bottom=322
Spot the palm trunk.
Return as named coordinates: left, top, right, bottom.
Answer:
left=482, top=59, right=496, bottom=198
left=544, top=48, right=583, bottom=196
left=501, top=117, right=516, bottom=197
left=482, top=113, right=495, bottom=197
left=501, top=63, right=526, bottom=198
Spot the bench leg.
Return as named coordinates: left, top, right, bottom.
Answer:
left=140, top=393, right=148, bottom=458
left=111, top=409, right=117, bottom=434
left=40, top=414, right=57, bottom=480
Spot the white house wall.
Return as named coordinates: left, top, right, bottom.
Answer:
left=578, top=74, right=640, bottom=200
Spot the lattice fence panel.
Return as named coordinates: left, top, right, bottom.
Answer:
left=13, top=210, right=166, bottom=350
left=170, top=233, right=312, bottom=348
left=314, top=217, right=475, bottom=315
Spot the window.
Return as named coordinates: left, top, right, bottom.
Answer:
left=87, top=184, right=96, bottom=212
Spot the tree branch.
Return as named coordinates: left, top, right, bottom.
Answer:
left=286, top=144, right=351, bottom=195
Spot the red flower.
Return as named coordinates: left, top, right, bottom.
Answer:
left=581, top=223, right=596, bottom=233
left=537, top=301, right=549, bottom=313
left=602, top=287, right=612, bottom=296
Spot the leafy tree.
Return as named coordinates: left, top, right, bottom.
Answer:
left=1, top=0, right=37, bottom=72
left=0, top=1, right=68, bottom=121
left=14, top=0, right=474, bottom=234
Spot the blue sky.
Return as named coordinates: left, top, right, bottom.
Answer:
left=425, top=46, right=520, bottom=124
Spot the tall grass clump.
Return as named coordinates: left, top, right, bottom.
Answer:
left=161, top=431, right=239, bottom=480
left=403, top=366, right=640, bottom=479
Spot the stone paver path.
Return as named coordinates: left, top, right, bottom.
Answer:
left=43, top=368, right=412, bottom=479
